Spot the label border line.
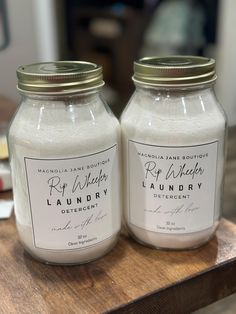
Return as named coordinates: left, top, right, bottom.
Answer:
left=24, top=144, right=118, bottom=250
left=128, top=139, right=218, bottom=235
left=25, top=144, right=117, bottom=162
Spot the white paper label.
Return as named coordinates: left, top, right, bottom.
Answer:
left=24, top=144, right=120, bottom=250
left=128, top=140, right=218, bottom=234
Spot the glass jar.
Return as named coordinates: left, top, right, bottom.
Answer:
left=8, top=61, right=121, bottom=264
left=121, top=56, right=227, bottom=250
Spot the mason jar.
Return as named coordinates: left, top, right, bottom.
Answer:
left=121, top=56, right=227, bottom=250
left=8, top=61, right=121, bottom=264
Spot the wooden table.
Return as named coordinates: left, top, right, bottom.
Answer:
left=1, top=97, right=236, bottom=313
left=1, top=189, right=236, bottom=313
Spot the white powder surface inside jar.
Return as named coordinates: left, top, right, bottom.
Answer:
left=9, top=95, right=121, bottom=264
left=121, top=88, right=226, bottom=249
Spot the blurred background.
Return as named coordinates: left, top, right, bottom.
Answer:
left=1, top=1, right=236, bottom=312
left=0, top=0, right=236, bottom=120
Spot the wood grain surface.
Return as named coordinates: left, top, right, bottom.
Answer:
left=1, top=98, right=236, bottom=313
left=1, top=203, right=236, bottom=314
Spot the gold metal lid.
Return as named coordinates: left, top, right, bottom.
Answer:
left=133, top=56, right=217, bottom=87
left=17, top=61, right=104, bottom=94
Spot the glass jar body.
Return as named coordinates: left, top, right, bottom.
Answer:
left=121, top=84, right=226, bottom=250
left=8, top=91, right=121, bottom=264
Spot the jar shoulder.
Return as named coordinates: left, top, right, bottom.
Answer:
left=121, top=89, right=226, bottom=145
left=8, top=98, right=120, bottom=151
left=121, top=89, right=226, bottom=127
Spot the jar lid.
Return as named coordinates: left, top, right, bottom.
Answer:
left=133, top=56, right=217, bottom=87
left=17, top=61, right=104, bottom=94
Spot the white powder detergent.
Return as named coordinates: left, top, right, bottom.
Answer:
left=121, top=56, right=226, bottom=250
left=9, top=62, right=121, bottom=264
